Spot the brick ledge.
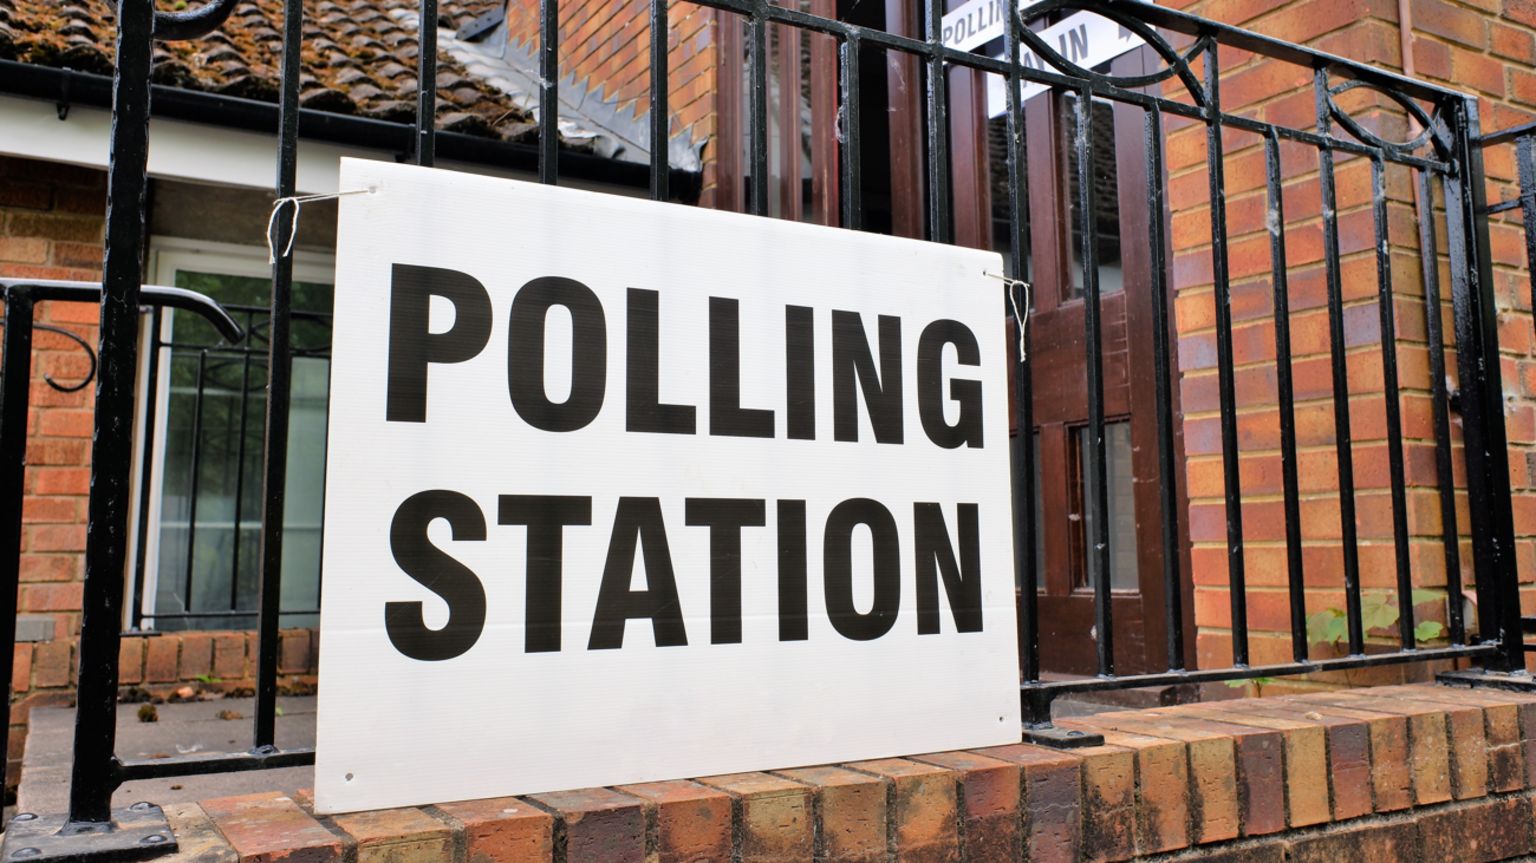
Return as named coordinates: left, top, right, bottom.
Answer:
left=163, top=683, right=1536, bottom=862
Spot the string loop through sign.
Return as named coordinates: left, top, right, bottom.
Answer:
left=984, top=271, right=1032, bottom=362
left=266, top=188, right=376, bottom=264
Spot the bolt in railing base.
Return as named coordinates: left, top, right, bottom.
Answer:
left=1022, top=724, right=1105, bottom=748
left=2, top=804, right=177, bottom=863
left=1436, top=668, right=1536, bottom=693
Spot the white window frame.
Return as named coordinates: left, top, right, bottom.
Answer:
left=128, top=237, right=335, bottom=629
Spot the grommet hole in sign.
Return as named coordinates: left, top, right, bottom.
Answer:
left=983, top=271, right=1031, bottom=362
left=266, top=187, right=377, bottom=263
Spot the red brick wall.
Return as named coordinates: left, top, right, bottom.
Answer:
left=1160, top=0, right=1536, bottom=684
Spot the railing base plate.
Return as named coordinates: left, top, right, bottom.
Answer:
left=1022, top=724, right=1105, bottom=748
left=1436, top=669, right=1536, bottom=692
left=1, top=804, right=177, bottom=863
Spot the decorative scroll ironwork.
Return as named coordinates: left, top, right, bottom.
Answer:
left=1325, top=77, right=1448, bottom=159
left=0, top=320, right=98, bottom=393
left=1016, top=3, right=1210, bottom=105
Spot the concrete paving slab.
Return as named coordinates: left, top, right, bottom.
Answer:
left=17, top=697, right=316, bottom=816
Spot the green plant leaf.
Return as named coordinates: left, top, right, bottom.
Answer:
left=1322, top=613, right=1349, bottom=646
left=1411, top=589, right=1441, bottom=605
left=1414, top=620, right=1445, bottom=642
left=1361, top=596, right=1400, bottom=632
left=1306, top=610, right=1341, bottom=646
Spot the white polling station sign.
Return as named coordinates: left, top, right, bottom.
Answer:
left=984, top=9, right=1152, bottom=116
left=314, top=158, right=1023, bottom=814
left=940, top=0, right=1156, bottom=118
left=942, top=0, right=1016, bottom=52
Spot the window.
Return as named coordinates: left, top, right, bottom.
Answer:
left=130, top=239, right=334, bottom=631
left=1072, top=420, right=1138, bottom=592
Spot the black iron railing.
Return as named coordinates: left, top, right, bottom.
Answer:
left=0, top=0, right=1531, bottom=851
left=0, top=279, right=246, bottom=825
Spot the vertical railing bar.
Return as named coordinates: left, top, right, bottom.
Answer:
left=1003, top=5, right=1040, bottom=693
left=415, top=0, right=438, bottom=166
left=1315, top=68, right=1365, bottom=655
left=0, top=288, right=35, bottom=786
left=1416, top=165, right=1464, bottom=645
left=1075, top=82, right=1114, bottom=677
left=1443, top=152, right=1498, bottom=652
left=1147, top=104, right=1185, bottom=672
left=1446, top=96, right=1521, bottom=671
left=1265, top=128, right=1307, bottom=663
left=228, top=353, right=252, bottom=612
left=747, top=3, right=770, bottom=216
left=129, top=306, right=163, bottom=630
left=923, top=0, right=949, bottom=244
left=1206, top=44, right=1248, bottom=666
left=183, top=350, right=208, bottom=615
left=254, top=0, right=305, bottom=750
left=1370, top=155, right=1416, bottom=648
left=69, top=0, right=156, bottom=822
left=1519, top=134, right=1536, bottom=320
left=649, top=0, right=670, bottom=201
left=839, top=34, right=863, bottom=230
left=539, top=0, right=559, bottom=184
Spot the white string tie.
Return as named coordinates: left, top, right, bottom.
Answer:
left=266, top=188, right=376, bottom=264
left=985, top=271, right=1032, bottom=362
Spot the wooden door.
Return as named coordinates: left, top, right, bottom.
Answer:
left=1020, top=48, right=1190, bottom=676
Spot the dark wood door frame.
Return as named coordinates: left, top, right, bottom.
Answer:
left=979, top=46, right=1194, bottom=676
left=1115, top=46, right=1197, bottom=676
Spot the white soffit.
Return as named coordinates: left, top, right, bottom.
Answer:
left=0, top=93, right=636, bottom=196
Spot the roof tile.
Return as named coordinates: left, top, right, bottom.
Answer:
left=0, top=0, right=554, bottom=146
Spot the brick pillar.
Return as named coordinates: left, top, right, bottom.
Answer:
left=1160, top=0, right=1505, bottom=683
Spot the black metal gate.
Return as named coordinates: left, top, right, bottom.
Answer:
left=0, top=0, right=1530, bottom=853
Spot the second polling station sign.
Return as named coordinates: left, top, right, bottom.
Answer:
left=314, top=158, right=1022, bottom=814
